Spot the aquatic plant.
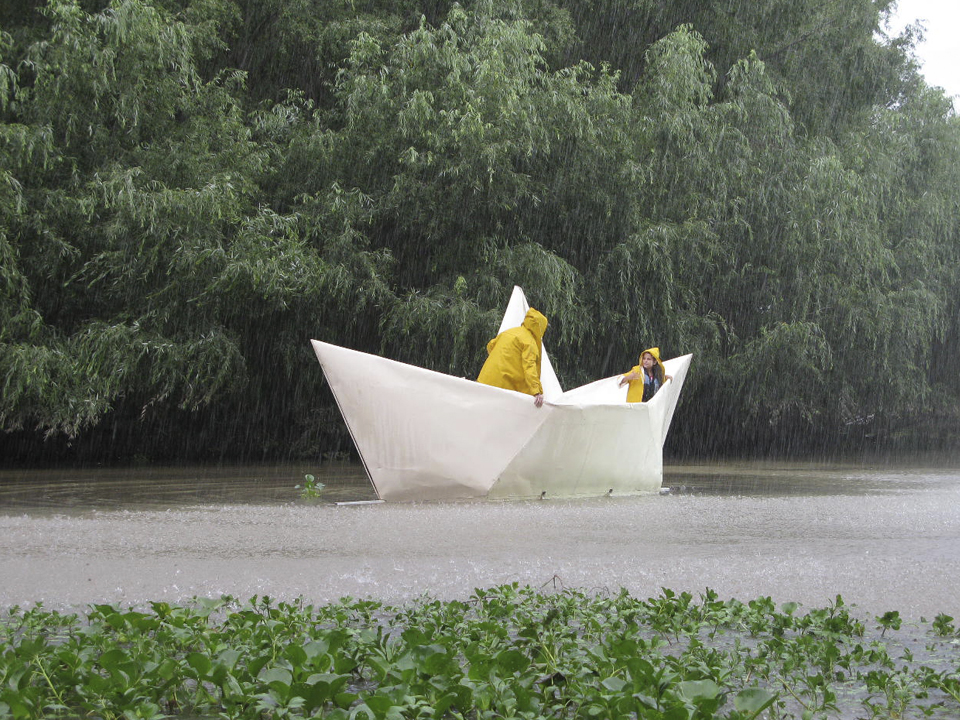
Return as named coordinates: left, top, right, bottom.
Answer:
left=0, top=586, right=958, bottom=719
left=295, top=474, right=326, bottom=499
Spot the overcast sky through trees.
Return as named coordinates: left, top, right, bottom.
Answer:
left=888, top=0, right=960, bottom=107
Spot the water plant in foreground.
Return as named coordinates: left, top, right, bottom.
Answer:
left=295, top=474, right=326, bottom=499
left=1, top=586, right=958, bottom=719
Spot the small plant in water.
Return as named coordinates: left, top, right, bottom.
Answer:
left=295, top=473, right=325, bottom=498
left=932, top=613, right=956, bottom=637
left=876, top=610, right=902, bottom=637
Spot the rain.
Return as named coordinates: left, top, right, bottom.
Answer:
left=1, top=3, right=959, bottom=716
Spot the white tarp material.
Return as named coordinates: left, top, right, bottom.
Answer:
left=311, top=286, right=692, bottom=501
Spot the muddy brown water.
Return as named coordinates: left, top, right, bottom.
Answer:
left=1, top=460, right=959, bottom=622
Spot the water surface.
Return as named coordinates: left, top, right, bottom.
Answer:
left=1, top=460, right=958, bottom=623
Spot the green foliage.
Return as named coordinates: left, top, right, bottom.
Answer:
left=1, top=0, right=959, bottom=461
left=1, top=588, right=958, bottom=719
left=295, top=472, right=325, bottom=498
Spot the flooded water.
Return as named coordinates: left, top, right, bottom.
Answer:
left=1, top=459, right=959, bottom=622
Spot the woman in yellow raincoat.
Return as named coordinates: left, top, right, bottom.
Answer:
left=477, top=308, right=548, bottom=407
left=618, top=347, right=672, bottom=403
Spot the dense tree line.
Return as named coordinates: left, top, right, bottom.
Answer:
left=1, top=0, right=958, bottom=464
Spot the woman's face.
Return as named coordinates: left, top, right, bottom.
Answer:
left=641, top=353, right=655, bottom=367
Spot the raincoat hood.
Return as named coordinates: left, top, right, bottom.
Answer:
left=521, top=308, right=548, bottom=346
left=477, top=307, right=548, bottom=397
left=640, top=347, right=666, bottom=378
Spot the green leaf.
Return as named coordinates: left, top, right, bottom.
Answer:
left=495, top=648, right=530, bottom=674
left=678, top=679, right=721, bottom=701
left=600, top=676, right=628, bottom=692
left=733, top=687, right=777, bottom=717
left=186, top=652, right=212, bottom=677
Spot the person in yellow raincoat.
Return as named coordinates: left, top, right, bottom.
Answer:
left=618, top=347, right=672, bottom=403
left=477, top=307, right=549, bottom=407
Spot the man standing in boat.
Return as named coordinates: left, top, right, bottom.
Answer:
left=477, top=308, right=549, bottom=407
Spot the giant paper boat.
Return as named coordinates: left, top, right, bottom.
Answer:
left=311, top=287, right=692, bottom=501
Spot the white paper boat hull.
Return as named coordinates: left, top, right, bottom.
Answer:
left=310, top=338, right=692, bottom=502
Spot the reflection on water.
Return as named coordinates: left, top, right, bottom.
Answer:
left=663, top=461, right=956, bottom=496
left=0, top=462, right=375, bottom=512
left=2, top=459, right=955, bottom=512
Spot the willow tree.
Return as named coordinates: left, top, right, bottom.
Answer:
left=559, top=12, right=960, bottom=453
left=2, top=0, right=959, bottom=462
left=0, top=0, right=248, bottom=453
left=0, top=0, right=392, bottom=460
left=296, top=4, right=636, bottom=379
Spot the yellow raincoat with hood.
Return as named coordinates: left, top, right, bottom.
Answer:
left=477, top=308, right=548, bottom=396
left=624, top=347, right=667, bottom=403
